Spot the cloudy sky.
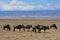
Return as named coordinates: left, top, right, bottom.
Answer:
left=0, top=0, right=60, bottom=18
left=0, top=0, right=60, bottom=11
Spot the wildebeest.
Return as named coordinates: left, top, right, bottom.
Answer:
left=32, top=25, right=49, bottom=33
left=50, top=24, right=57, bottom=29
left=24, top=24, right=32, bottom=31
left=13, top=24, right=25, bottom=32
left=3, top=24, right=11, bottom=31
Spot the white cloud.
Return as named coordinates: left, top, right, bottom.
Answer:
left=0, top=0, right=60, bottom=11
left=0, top=0, right=41, bottom=11
left=43, top=3, right=60, bottom=10
left=10, top=0, right=43, bottom=10
left=2, top=4, right=13, bottom=10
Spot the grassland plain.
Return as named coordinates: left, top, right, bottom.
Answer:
left=0, top=18, right=60, bottom=40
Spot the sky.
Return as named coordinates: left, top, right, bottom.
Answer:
left=0, top=0, right=60, bottom=11
left=0, top=0, right=60, bottom=18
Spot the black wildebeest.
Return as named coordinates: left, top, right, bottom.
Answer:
left=32, top=25, right=49, bottom=33
left=50, top=24, right=57, bottom=29
left=3, top=24, right=11, bottom=31
left=24, top=24, right=32, bottom=31
left=13, top=24, right=25, bottom=32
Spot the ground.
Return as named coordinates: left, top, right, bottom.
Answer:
left=0, top=18, right=60, bottom=40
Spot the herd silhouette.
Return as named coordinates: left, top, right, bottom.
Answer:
left=3, top=24, right=57, bottom=33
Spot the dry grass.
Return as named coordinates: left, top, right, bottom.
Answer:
left=0, top=18, right=60, bottom=40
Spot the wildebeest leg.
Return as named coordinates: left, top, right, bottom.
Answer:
left=55, top=27, right=57, bottom=29
left=9, top=28, right=11, bottom=31
left=34, top=29, right=37, bottom=33
left=3, top=27, right=5, bottom=30
left=44, top=29, right=46, bottom=33
left=50, top=26, right=52, bottom=29
left=32, top=28, right=34, bottom=32
left=19, top=29, right=21, bottom=31
left=23, top=27, right=25, bottom=32
left=38, top=29, right=41, bottom=33
left=34, top=29, right=36, bottom=32
left=32, top=27, right=36, bottom=32
left=13, top=28, right=15, bottom=32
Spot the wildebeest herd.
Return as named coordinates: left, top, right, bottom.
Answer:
left=3, top=24, right=57, bottom=33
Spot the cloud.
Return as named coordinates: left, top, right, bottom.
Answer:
left=0, top=0, right=41, bottom=11
left=43, top=3, right=60, bottom=10
left=0, top=0, right=60, bottom=11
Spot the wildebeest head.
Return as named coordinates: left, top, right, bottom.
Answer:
left=50, top=24, right=57, bottom=29
left=3, top=24, right=11, bottom=31
left=46, top=26, right=49, bottom=29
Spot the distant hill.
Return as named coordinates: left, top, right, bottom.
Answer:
left=0, top=10, right=60, bottom=18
